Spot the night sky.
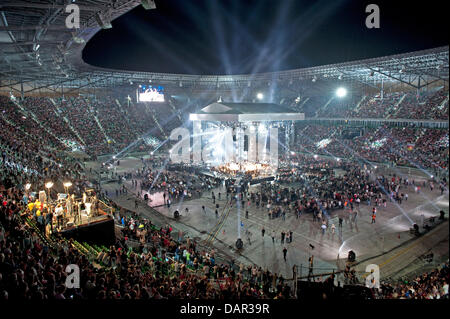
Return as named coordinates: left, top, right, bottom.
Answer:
left=83, top=0, right=449, bottom=75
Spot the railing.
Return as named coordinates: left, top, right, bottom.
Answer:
left=304, top=117, right=448, bottom=128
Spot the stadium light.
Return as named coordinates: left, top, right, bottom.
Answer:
left=336, top=87, right=347, bottom=98
left=63, top=181, right=72, bottom=194
left=95, top=11, right=112, bottom=29
left=142, top=0, right=156, bottom=10
left=257, top=92, right=264, bottom=100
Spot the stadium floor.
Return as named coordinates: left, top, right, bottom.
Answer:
left=88, top=156, right=449, bottom=280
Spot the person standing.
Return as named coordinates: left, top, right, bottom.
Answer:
left=282, top=247, right=288, bottom=262
left=331, top=224, right=336, bottom=234
left=308, top=255, right=314, bottom=279
left=321, top=223, right=327, bottom=235
left=338, top=217, right=343, bottom=228
left=289, top=230, right=293, bottom=243
left=261, top=227, right=265, bottom=237
left=281, top=231, right=285, bottom=244
left=271, top=230, right=276, bottom=243
left=371, top=213, right=376, bottom=224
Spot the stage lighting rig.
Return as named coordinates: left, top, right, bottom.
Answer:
left=95, top=10, right=112, bottom=29
left=142, top=0, right=157, bottom=10
left=72, top=32, right=85, bottom=44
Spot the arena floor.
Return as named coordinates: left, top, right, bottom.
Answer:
left=88, top=155, right=449, bottom=280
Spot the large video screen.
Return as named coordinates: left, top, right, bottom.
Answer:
left=137, top=84, right=165, bottom=102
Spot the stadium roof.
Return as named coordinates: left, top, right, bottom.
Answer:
left=191, top=102, right=304, bottom=122
left=0, top=1, right=448, bottom=94
left=199, top=103, right=296, bottom=115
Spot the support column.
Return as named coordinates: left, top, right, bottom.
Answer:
left=192, top=120, right=202, bottom=164
left=20, top=82, right=24, bottom=100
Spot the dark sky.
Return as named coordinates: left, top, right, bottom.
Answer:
left=83, top=0, right=449, bottom=75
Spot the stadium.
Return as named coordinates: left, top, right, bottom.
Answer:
left=0, top=0, right=448, bottom=304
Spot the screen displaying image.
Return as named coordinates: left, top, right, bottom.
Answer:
left=138, top=85, right=165, bottom=102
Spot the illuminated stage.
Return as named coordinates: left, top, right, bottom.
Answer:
left=50, top=189, right=116, bottom=245
left=213, top=161, right=275, bottom=178
left=170, top=102, right=304, bottom=171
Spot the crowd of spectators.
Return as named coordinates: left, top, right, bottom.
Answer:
left=290, top=88, right=448, bottom=120
left=0, top=180, right=292, bottom=299
left=132, top=163, right=221, bottom=201
left=377, top=262, right=449, bottom=299
left=0, top=89, right=448, bottom=300
left=292, top=124, right=449, bottom=172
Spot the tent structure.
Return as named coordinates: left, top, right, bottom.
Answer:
left=189, top=102, right=305, bottom=122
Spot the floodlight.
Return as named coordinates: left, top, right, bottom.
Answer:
left=141, top=0, right=156, bottom=10
left=257, top=93, right=264, bottom=100
left=63, top=182, right=72, bottom=188
left=258, top=125, right=266, bottom=133
left=45, top=181, right=54, bottom=189
left=95, top=11, right=112, bottom=29
left=336, top=87, right=347, bottom=98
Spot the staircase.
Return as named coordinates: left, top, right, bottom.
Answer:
left=142, top=102, right=168, bottom=139
left=12, top=98, right=65, bottom=146
left=298, top=97, right=310, bottom=112
left=49, top=98, right=86, bottom=145
left=316, top=97, right=334, bottom=117
left=352, top=95, right=367, bottom=115
left=168, top=98, right=183, bottom=122
left=415, top=128, right=426, bottom=143
left=387, top=94, right=407, bottom=119
left=115, top=98, right=125, bottom=113
left=437, top=93, right=449, bottom=110
left=82, top=98, right=113, bottom=144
